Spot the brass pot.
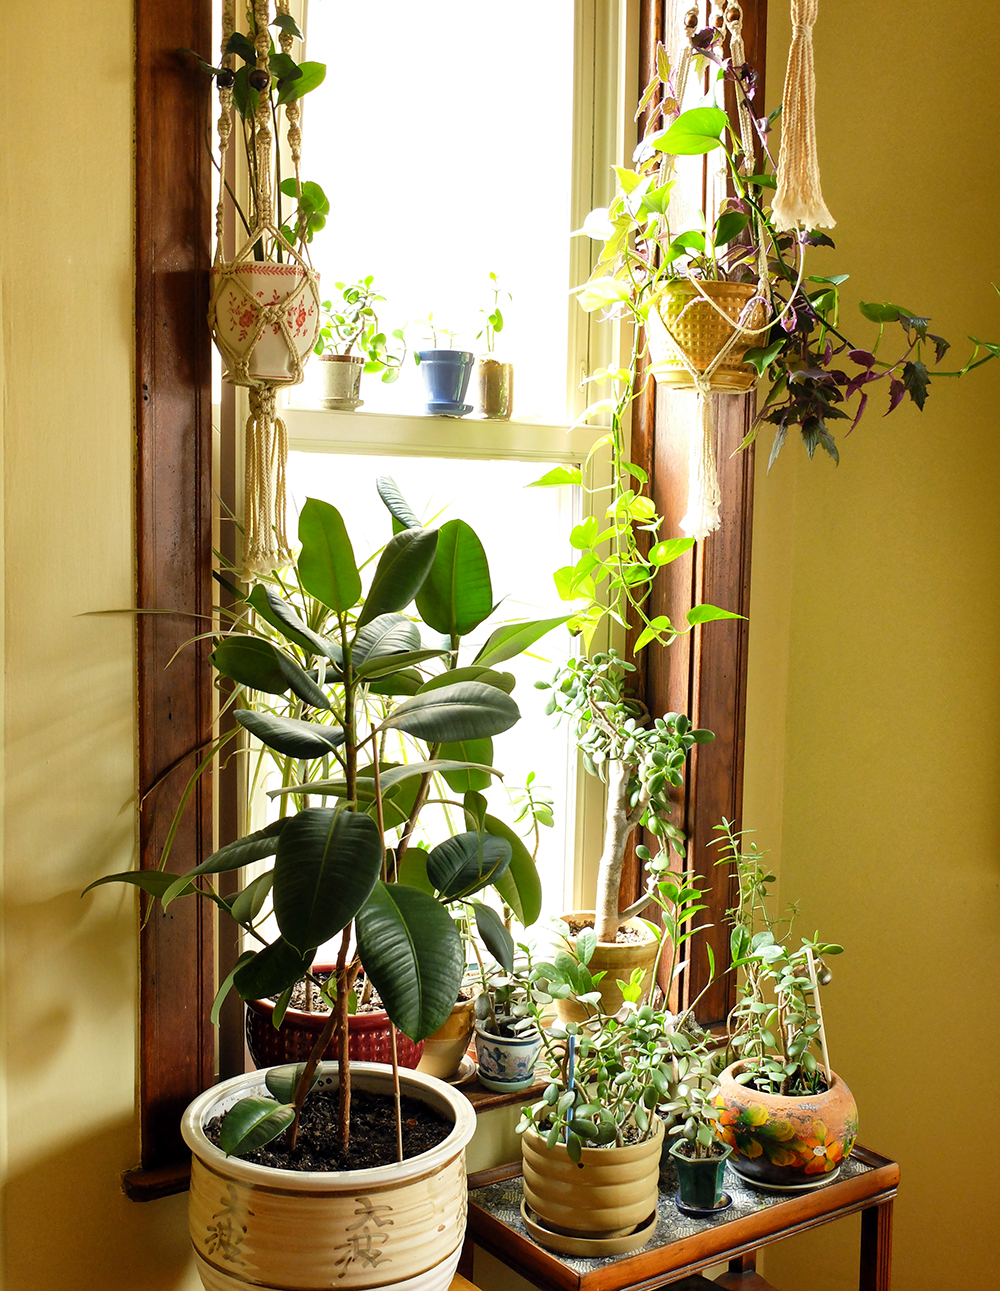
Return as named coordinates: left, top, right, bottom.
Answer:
left=416, top=996, right=476, bottom=1081
left=554, top=910, right=659, bottom=1023
left=475, top=356, right=513, bottom=419
left=645, top=280, right=768, bottom=391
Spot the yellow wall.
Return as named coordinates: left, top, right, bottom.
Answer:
left=746, top=2, right=1000, bottom=1288
left=0, top=2, right=197, bottom=1286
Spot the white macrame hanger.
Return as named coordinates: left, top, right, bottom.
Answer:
left=772, top=0, right=835, bottom=231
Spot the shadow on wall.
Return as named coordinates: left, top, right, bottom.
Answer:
left=3, top=1119, right=197, bottom=1291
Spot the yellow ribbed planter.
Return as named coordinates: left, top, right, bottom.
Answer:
left=182, top=1062, right=476, bottom=1291
left=554, top=911, right=660, bottom=1023
left=646, top=280, right=768, bottom=391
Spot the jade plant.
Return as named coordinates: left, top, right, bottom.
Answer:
left=314, top=276, right=406, bottom=382
left=87, top=480, right=568, bottom=1159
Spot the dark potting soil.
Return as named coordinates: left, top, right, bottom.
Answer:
left=278, top=972, right=386, bottom=1016
left=205, top=1088, right=452, bottom=1172
left=567, top=918, right=647, bottom=945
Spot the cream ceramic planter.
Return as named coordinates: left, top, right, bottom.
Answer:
left=182, top=1062, right=476, bottom=1291
left=212, top=262, right=320, bottom=383
left=521, top=1117, right=663, bottom=1241
left=320, top=354, right=364, bottom=409
left=554, top=911, right=660, bottom=1023
left=417, top=997, right=476, bottom=1081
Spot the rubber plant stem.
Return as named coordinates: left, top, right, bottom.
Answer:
left=390, top=1023, right=403, bottom=1162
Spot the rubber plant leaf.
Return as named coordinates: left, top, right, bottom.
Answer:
left=356, top=526, right=439, bottom=627
left=235, top=710, right=346, bottom=758
left=234, top=938, right=314, bottom=1000
left=472, top=901, right=515, bottom=972
left=434, top=739, right=493, bottom=792
left=379, top=681, right=519, bottom=743
left=426, top=830, right=512, bottom=900
left=472, top=616, right=571, bottom=668
left=417, top=666, right=515, bottom=694
left=212, top=636, right=332, bottom=710
left=247, top=584, right=342, bottom=665
left=219, top=1096, right=295, bottom=1156
left=352, top=613, right=421, bottom=666
left=376, top=476, right=423, bottom=531
left=483, top=813, right=543, bottom=927
left=415, top=518, right=493, bottom=637
left=265, top=1063, right=322, bottom=1104
left=297, top=498, right=361, bottom=613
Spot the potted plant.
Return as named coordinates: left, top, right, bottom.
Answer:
left=709, top=819, right=857, bottom=1190
left=87, top=480, right=566, bottom=1290
left=474, top=272, right=513, bottom=420
left=472, top=970, right=543, bottom=1093
left=659, top=1045, right=732, bottom=1216
left=537, top=649, right=713, bottom=1014
left=314, top=276, right=406, bottom=409
left=414, top=314, right=475, bottom=416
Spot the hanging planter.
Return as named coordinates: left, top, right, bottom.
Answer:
left=645, top=281, right=768, bottom=391
left=213, top=261, right=320, bottom=383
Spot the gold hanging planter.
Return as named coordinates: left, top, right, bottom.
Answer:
left=645, top=280, right=768, bottom=392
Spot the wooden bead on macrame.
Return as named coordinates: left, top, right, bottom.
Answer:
left=248, top=68, right=271, bottom=91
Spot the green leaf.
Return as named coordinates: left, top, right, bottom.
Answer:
left=742, top=340, right=785, bottom=377
left=268, top=52, right=300, bottom=82
left=473, top=901, right=515, bottom=972
left=276, top=59, right=326, bottom=103
left=356, top=527, right=439, bottom=627
left=352, top=612, right=420, bottom=665
left=231, top=64, right=257, bottom=119
left=634, top=616, right=675, bottom=650
left=211, top=636, right=290, bottom=696
left=380, top=681, right=520, bottom=742
left=527, top=466, right=582, bottom=488
left=265, top=1063, right=321, bottom=1104
left=436, top=738, right=493, bottom=791
left=648, top=537, right=695, bottom=566
left=396, top=847, right=434, bottom=894
left=297, top=498, right=361, bottom=614
left=426, top=831, right=512, bottom=899
left=576, top=927, right=597, bottom=966
left=211, top=951, right=256, bottom=1026
left=380, top=758, right=500, bottom=792
left=858, top=301, right=904, bottom=323
left=224, top=32, right=256, bottom=63
left=415, top=519, right=493, bottom=637
left=234, top=939, right=313, bottom=1000
left=902, top=360, right=930, bottom=410
left=178, top=818, right=288, bottom=882
left=229, top=871, right=274, bottom=926
left=355, top=648, right=447, bottom=681
left=247, top=585, right=341, bottom=664
left=377, top=476, right=422, bottom=529
left=271, top=12, right=303, bottom=37
left=714, top=210, right=751, bottom=246
left=652, top=106, right=727, bottom=155
left=367, top=668, right=423, bottom=697
left=686, top=604, right=745, bottom=625
left=473, top=616, right=570, bottom=668
left=417, top=666, right=515, bottom=694
left=355, top=882, right=465, bottom=1039
left=219, top=1096, right=295, bottom=1156
left=570, top=516, right=599, bottom=550
left=82, top=869, right=196, bottom=899
left=273, top=806, right=383, bottom=952
left=235, top=709, right=346, bottom=758
left=483, top=814, right=543, bottom=926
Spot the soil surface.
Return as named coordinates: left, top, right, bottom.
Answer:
left=567, top=918, right=648, bottom=945
left=205, top=1088, right=452, bottom=1172
left=277, top=971, right=386, bottom=1016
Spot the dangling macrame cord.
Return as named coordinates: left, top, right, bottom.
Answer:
left=772, top=0, right=835, bottom=231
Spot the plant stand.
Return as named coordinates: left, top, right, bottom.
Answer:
left=464, top=1144, right=898, bottom=1291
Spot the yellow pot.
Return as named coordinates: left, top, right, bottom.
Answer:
left=182, top=1062, right=476, bottom=1291
left=521, top=1117, right=663, bottom=1241
left=416, top=996, right=476, bottom=1081
left=645, top=280, right=768, bottom=391
left=554, top=911, right=660, bottom=1023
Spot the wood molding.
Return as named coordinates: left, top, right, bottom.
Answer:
left=135, top=0, right=216, bottom=1172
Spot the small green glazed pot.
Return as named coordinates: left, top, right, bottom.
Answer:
left=668, top=1139, right=732, bottom=1211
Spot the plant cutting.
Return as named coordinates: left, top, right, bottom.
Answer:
left=472, top=969, right=543, bottom=1093
left=658, top=1046, right=732, bottom=1215
left=314, top=275, right=406, bottom=410
left=414, top=314, right=475, bottom=417
left=87, top=479, right=566, bottom=1291
left=710, top=819, right=857, bottom=1190
left=536, top=649, right=713, bottom=1006
left=475, top=272, right=514, bottom=420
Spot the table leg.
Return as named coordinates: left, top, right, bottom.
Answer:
left=860, top=1200, right=893, bottom=1291
left=728, top=1254, right=757, bottom=1275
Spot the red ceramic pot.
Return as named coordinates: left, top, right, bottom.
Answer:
left=245, top=968, right=424, bottom=1069
left=712, top=1062, right=858, bottom=1189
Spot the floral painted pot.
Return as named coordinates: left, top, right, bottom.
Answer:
left=212, top=261, right=320, bottom=383
left=474, top=1022, right=542, bottom=1093
left=181, top=1062, right=476, bottom=1291
left=712, top=1062, right=858, bottom=1189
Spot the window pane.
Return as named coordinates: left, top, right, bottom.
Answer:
left=297, top=0, right=576, bottom=422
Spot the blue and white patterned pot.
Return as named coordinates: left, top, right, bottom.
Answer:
left=474, top=1022, right=543, bottom=1093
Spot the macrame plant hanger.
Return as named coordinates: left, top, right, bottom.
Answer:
left=208, top=0, right=321, bottom=578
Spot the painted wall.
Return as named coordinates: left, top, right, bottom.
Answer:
left=746, top=2, right=1000, bottom=1288
left=0, top=2, right=199, bottom=1287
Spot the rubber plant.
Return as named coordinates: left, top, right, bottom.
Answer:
left=87, top=479, right=564, bottom=1159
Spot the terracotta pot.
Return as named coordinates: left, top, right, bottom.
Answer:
left=211, top=261, right=320, bottom=383
left=553, top=911, right=660, bottom=1023
left=645, top=280, right=768, bottom=392
left=474, top=1022, right=543, bottom=1093
left=320, top=353, right=364, bottom=409
left=712, top=1062, right=859, bottom=1188
left=182, top=1062, right=476, bottom=1291
left=246, top=972, right=424, bottom=1070
left=521, top=1117, right=662, bottom=1243
left=416, top=997, right=476, bottom=1081
left=475, top=357, right=513, bottom=419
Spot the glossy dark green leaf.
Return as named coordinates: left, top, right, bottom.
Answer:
left=273, top=806, right=383, bottom=952
left=82, top=869, right=196, bottom=899
left=297, top=498, right=361, bottom=614
left=271, top=12, right=303, bottom=37
left=211, top=950, right=256, bottom=1026
left=378, top=759, right=500, bottom=791
left=380, top=681, right=519, bottom=742
left=219, top=1096, right=295, bottom=1156
left=235, top=710, right=345, bottom=758
left=276, top=59, right=326, bottom=104
left=355, top=882, right=464, bottom=1039
left=247, top=584, right=341, bottom=664
left=367, top=668, right=423, bottom=697
left=234, top=939, right=313, bottom=1000
left=212, top=636, right=331, bottom=709
left=376, top=476, right=422, bottom=529
left=355, top=648, right=447, bottom=681
left=352, top=613, right=420, bottom=666
left=161, top=818, right=288, bottom=906
left=229, top=871, right=274, bottom=926
left=472, top=616, right=570, bottom=667
left=396, top=847, right=434, bottom=894
left=436, top=738, right=493, bottom=791
left=484, top=814, right=543, bottom=927
left=417, top=667, right=515, bottom=694
left=265, top=1063, right=321, bottom=1104
left=473, top=901, right=515, bottom=972
left=426, top=831, right=512, bottom=899
left=463, top=791, right=487, bottom=833
left=415, top=519, right=492, bottom=637
left=356, top=527, right=439, bottom=627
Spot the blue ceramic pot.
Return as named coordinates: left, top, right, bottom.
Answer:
left=474, top=1022, right=543, bottom=1093
left=416, top=349, right=474, bottom=410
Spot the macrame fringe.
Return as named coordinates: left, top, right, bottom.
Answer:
left=772, top=0, right=835, bottom=231
left=679, top=384, right=722, bottom=542
left=243, top=386, right=293, bottom=577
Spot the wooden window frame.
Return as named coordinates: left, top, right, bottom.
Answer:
left=128, top=0, right=766, bottom=1199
